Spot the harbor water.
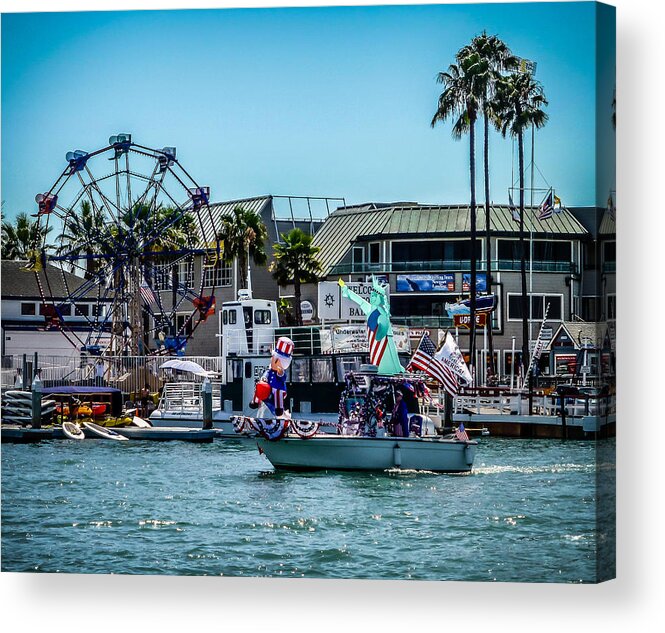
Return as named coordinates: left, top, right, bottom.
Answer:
left=1, top=437, right=614, bottom=582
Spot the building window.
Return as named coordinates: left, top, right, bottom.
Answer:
left=352, top=246, right=364, bottom=268
left=204, top=260, right=233, bottom=288
left=392, top=240, right=479, bottom=265
left=91, top=304, right=105, bottom=317
left=176, top=313, right=193, bottom=336
left=581, top=296, right=600, bottom=321
left=21, top=303, right=36, bottom=316
left=603, top=241, right=616, bottom=263
left=154, top=260, right=195, bottom=291
left=369, top=243, right=381, bottom=264
left=497, top=239, right=571, bottom=263
left=58, top=304, right=72, bottom=317
left=76, top=304, right=90, bottom=317
left=607, top=294, right=616, bottom=320
left=507, top=293, right=563, bottom=321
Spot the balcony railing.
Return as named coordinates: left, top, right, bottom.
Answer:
left=330, top=260, right=577, bottom=275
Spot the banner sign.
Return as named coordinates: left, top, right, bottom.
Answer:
left=320, top=324, right=410, bottom=353
left=396, top=273, right=454, bottom=293
left=318, top=281, right=388, bottom=321
left=453, top=313, right=487, bottom=328
left=462, top=273, right=487, bottom=293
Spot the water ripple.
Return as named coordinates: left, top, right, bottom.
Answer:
left=1, top=437, right=612, bottom=582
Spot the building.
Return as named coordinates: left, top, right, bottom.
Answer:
left=1, top=260, right=111, bottom=358
left=181, top=194, right=341, bottom=355
left=306, top=201, right=610, bottom=382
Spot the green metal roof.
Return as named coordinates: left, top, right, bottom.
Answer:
left=313, top=202, right=589, bottom=274
left=199, top=196, right=273, bottom=239
left=598, top=208, right=616, bottom=236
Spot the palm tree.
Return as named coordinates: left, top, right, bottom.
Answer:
left=1, top=212, right=52, bottom=260
left=457, top=33, right=517, bottom=378
left=432, top=55, right=484, bottom=376
left=217, top=205, right=268, bottom=292
left=55, top=201, right=107, bottom=278
left=494, top=72, right=548, bottom=387
left=270, top=228, right=322, bottom=326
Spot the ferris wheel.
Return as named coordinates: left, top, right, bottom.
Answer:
left=30, top=134, right=222, bottom=356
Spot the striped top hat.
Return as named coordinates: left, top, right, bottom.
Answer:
left=272, top=336, right=294, bottom=367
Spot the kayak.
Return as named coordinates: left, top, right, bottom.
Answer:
left=91, top=403, right=106, bottom=417
left=62, top=421, right=85, bottom=440
left=83, top=421, right=129, bottom=441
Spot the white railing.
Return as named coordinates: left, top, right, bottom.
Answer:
left=1, top=354, right=224, bottom=397
left=157, top=381, right=223, bottom=413
left=452, top=391, right=616, bottom=418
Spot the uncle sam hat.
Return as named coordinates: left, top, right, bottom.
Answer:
left=272, top=336, right=294, bottom=367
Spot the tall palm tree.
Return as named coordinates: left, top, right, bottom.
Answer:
left=494, top=72, right=548, bottom=387
left=1, top=211, right=52, bottom=260
left=270, top=228, right=322, bottom=326
left=217, top=205, right=268, bottom=292
left=432, top=55, right=484, bottom=376
left=55, top=200, right=107, bottom=278
left=457, top=33, right=517, bottom=378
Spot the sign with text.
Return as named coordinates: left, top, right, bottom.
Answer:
left=462, top=273, right=487, bottom=293
left=454, top=313, right=488, bottom=328
left=320, top=324, right=410, bottom=353
left=396, top=273, right=454, bottom=293
left=318, top=281, right=389, bottom=321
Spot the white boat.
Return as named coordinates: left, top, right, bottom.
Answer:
left=248, top=371, right=478, bottom=473
left=256, top=434, right=476, bottom=473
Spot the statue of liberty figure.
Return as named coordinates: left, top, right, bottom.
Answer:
left=338, top=276, right=404, bottom=375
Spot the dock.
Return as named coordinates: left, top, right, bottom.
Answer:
left=1, top=424, right=215, bottom=444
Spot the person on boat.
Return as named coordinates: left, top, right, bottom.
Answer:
left=391, top=390, right=409, bottom=437
left=249, top=336, right=293, bottom=418
left=14, top=368, right=23, bottom=389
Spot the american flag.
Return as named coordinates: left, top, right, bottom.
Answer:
left=140, top=283, right=159, bottom=312
left=455, top=422, right=470, bottom=442
left=368, top=315, right=389, bottom=368
left=407, top=334, right=458, bottom=397
left=538, top=189, right=554, bottom=220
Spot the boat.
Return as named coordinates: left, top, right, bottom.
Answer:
left=247, top=371, right=478, bottom=473
left=62, top=421, right=85, bottom=440
left=445, top=293, right=496, bottom=316
left=83, top=421, right=129, bottom=441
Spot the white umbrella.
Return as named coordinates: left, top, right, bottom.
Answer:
left=159, top=359, right=217, bottom=377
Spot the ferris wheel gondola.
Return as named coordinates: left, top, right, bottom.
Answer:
left=31, top=134, right=222, bottom=356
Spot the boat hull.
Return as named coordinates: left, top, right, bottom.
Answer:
left=256, top=435, right=477, bottom=473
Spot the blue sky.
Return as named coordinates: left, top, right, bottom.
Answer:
left=1, top=2, right=615, bottom=219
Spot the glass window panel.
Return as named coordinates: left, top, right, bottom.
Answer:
left=311, top=358, right=334, bottom=383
